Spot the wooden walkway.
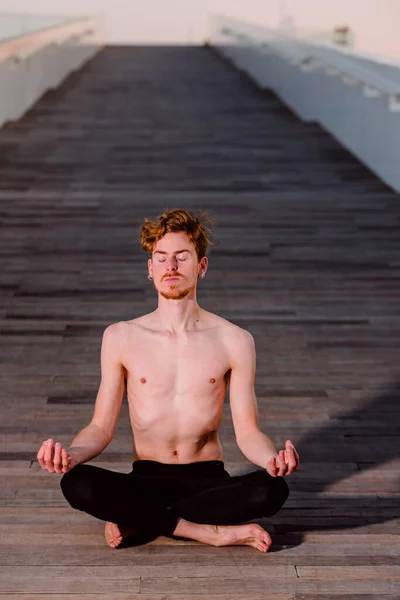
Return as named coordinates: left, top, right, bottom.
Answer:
left=0, top=45, right=399, bottom=599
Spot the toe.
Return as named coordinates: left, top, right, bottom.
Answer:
left=256, top=542, right=267, bottom=552
left=264, top=535, right=272, bottom=546
left=105, top=522, right=123, bottom=548
left=263, top=541, right=271, bottom=552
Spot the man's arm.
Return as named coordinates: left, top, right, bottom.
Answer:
left=228, top=328, right=299, bottom=476
left=37, top=322, right=125, bottom=473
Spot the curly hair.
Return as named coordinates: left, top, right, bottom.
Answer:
left=140, top=209, right=215, bottom=261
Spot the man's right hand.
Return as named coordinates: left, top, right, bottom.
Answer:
left=37, top=439, right=79, bottom=474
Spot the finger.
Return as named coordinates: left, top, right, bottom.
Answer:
left=37, top=440, right=48, bottom=469
left=291, top=445, right=300, bottom=469
left=267, top=457, right=277, bottom=477
left=280, top=450, right=288, bottom=475
left=286, top=440, right=300, bottom=469
left=286, top=446, right=297, bottom=474
left=53, top=442, right=62, bottom=473
left=61, top=449, right=69, bottom=473
left=44, top=439, right=55, bottom=472
left=284, top=450, right=289, bottom=465
left=277, top=450, right=287, bottom=476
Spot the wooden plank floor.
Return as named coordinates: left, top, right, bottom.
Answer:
left=0, top=45, right=399, bottom=599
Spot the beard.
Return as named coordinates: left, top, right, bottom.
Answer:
left=157, top=280, right=196, bottom=300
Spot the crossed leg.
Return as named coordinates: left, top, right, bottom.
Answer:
left=61, top=464, right=289, bottom=552
left=174, top=520, right=273, bottom=553
left=166, top=470, right=289, bottom=552
left=106, top=519, right=273, bottom=552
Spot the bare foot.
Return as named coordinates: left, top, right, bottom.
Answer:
left=215, top=523, right=272, bottom=553
left=104, top=522, right=137, bottom=549
left=105, top=522, right=123, bottom=548
left=173, top=519, right=272, bottom=553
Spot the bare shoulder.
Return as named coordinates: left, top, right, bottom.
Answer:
left=102, top=319, right=143, bottom=367
left=103, top=320, right=130, bottom=340
left=203, top=310, right=255, bottom=354
left=106, top=314, right=152, bottom=335
left=101, top=321, right=131, bottom=356
left=124, top=313, right=158, bottom=334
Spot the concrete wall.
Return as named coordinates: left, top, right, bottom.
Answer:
left=0, top=17, right=102, bottom=128
left=211, top=16, right=400, bottom=193
left=0, top=0, right=399, bottom=61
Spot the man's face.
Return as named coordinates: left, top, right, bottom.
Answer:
left=148, top=232, right=207, bottom=300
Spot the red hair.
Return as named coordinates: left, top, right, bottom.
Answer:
left=140, top=208, right=215, bottom=261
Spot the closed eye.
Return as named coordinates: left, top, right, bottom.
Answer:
left=157, top=256, right=188, bottom=263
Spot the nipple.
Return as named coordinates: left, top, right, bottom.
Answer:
left=140, top=377, right=147, bottom=384
left=209, top=378, right=216, bottom=384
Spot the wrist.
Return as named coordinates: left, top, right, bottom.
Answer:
left=66, top=447, right=86, bottom=464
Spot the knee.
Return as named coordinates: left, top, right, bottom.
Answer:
left=251, top=471, right=290, bottom=517
left=60, top=464, right=94, bottom=510
left=268, top=475, right=290, bottom=516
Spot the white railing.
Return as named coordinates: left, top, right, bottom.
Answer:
left=245, top=28, right=400, bottom=105
left=210, top=15, right=400, bottom=193
left=0, top=14, right=103, bottom=129
left=0, top=13, right=77, bottom=42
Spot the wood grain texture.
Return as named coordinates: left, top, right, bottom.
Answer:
left=0, top=45, right=399, bottom=597
left=140, top=577, right=399, bottom=594
left=296, top=566, right=400, bottom=579
left=0, top=596, right=295, bottom=600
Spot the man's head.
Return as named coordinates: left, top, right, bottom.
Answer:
left=140, top=209, right=214, bottom=300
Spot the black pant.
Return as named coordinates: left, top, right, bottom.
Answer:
left=60, top=460, right=289, bottom=544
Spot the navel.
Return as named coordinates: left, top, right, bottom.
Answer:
left=209, top=377, right=216, bottom=384
left=140, top=377, right=147, bottom=384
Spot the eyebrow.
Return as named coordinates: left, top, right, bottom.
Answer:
left=153, top=249, right=190, bottom=255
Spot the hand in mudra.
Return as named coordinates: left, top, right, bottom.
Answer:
left=37, top=439, right=78, bottom=474
left=267, top=440, right=300, bottom=477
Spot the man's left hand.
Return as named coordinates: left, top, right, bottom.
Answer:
left=266, top=440, right=300, bottom=477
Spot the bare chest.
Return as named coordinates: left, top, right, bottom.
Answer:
left=125, top=333, right=230, bottom=398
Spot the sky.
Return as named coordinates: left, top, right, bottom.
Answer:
left=0, top=0, right=399, bottom=60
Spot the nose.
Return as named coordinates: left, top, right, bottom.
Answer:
left=165, top=256, right=178, bottom=271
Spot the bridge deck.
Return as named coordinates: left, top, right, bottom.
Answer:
left=0, top=45, right=399, bottom=599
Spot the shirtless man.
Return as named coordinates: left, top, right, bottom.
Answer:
left=37, top=208, right=299, bottom=553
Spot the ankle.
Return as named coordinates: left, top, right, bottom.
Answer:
left=173, top=519, right=218, bottom=544
left=173, top=518, right=201, bottom=539
left=173, top=517, right=189, bottom=538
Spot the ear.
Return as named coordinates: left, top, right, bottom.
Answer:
left=198, top=256, right=208, bottom=277
left=148, top=257, right=153, bottom=277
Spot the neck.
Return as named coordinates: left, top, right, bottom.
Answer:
left=155, top=294, right=202, bottom=334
